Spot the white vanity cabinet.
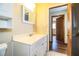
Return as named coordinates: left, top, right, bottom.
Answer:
left=13, top=41, right=30, bottom=56
left=29, top=36, right=48, bottom=56
left=13, top=35, right=48, bottom=56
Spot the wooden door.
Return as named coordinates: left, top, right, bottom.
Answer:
left=56, top=15, right=64, bottom=43
left=72, top=3, right=79, bottom=56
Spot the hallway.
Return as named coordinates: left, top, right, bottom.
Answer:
left=50, top=36, right=67, bottom=54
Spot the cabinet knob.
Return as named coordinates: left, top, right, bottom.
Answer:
left=34, top=54, right=37, bottom=56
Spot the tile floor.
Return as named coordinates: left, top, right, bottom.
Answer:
left=47, top=51, right=67, bottom=56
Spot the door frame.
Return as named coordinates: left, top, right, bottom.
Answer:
left=49, top=4, right=72, bottom=56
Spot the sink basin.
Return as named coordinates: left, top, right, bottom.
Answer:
left=13, top=34, right=47, bottom=45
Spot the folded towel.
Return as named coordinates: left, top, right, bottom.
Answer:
left=0, top=43, right=7, bottom=49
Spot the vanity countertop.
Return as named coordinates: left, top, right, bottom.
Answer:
left=13, top=34, right=47, bottom=45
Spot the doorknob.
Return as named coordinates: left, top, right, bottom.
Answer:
left=67, top=34, right=70, bottom=36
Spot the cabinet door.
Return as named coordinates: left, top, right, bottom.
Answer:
left=5, top=42, right=13, bottom=56
left=38, top=45, right=44, bottom=56
left=30, top=36, right=48, bottom=56
left=42, top=42, right=47, bottom=55
left=37, top=42, right=47, bottom=56
left=13, top=41, right=30, bottom=56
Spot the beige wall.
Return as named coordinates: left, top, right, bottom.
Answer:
left=12, top=3, right=34, bottom=35
left=36, top=3, right=66, bottom=34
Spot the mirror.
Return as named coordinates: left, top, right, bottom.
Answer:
left=22, top=6, right=29, bottom=23
left=22, top=5, right=35, bottom=24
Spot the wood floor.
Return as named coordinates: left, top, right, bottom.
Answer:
left=49, top=36, right=67, bottom=54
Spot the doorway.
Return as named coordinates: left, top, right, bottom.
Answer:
left=51, top=15, right=67, bottom=54
left=49, top=4, right=68, bottom=55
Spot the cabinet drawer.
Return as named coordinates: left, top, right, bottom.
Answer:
left=36, top=42, right=47, bottom=56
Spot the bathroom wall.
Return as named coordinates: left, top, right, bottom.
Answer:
left=12, top=3, right=34, bottom=35
left=35, top=3, right=66, bottom=34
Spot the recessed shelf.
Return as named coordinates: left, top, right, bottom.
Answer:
left=0, top=15, right=12, bottom=20
left=0, top=16, right=12, bottom=29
